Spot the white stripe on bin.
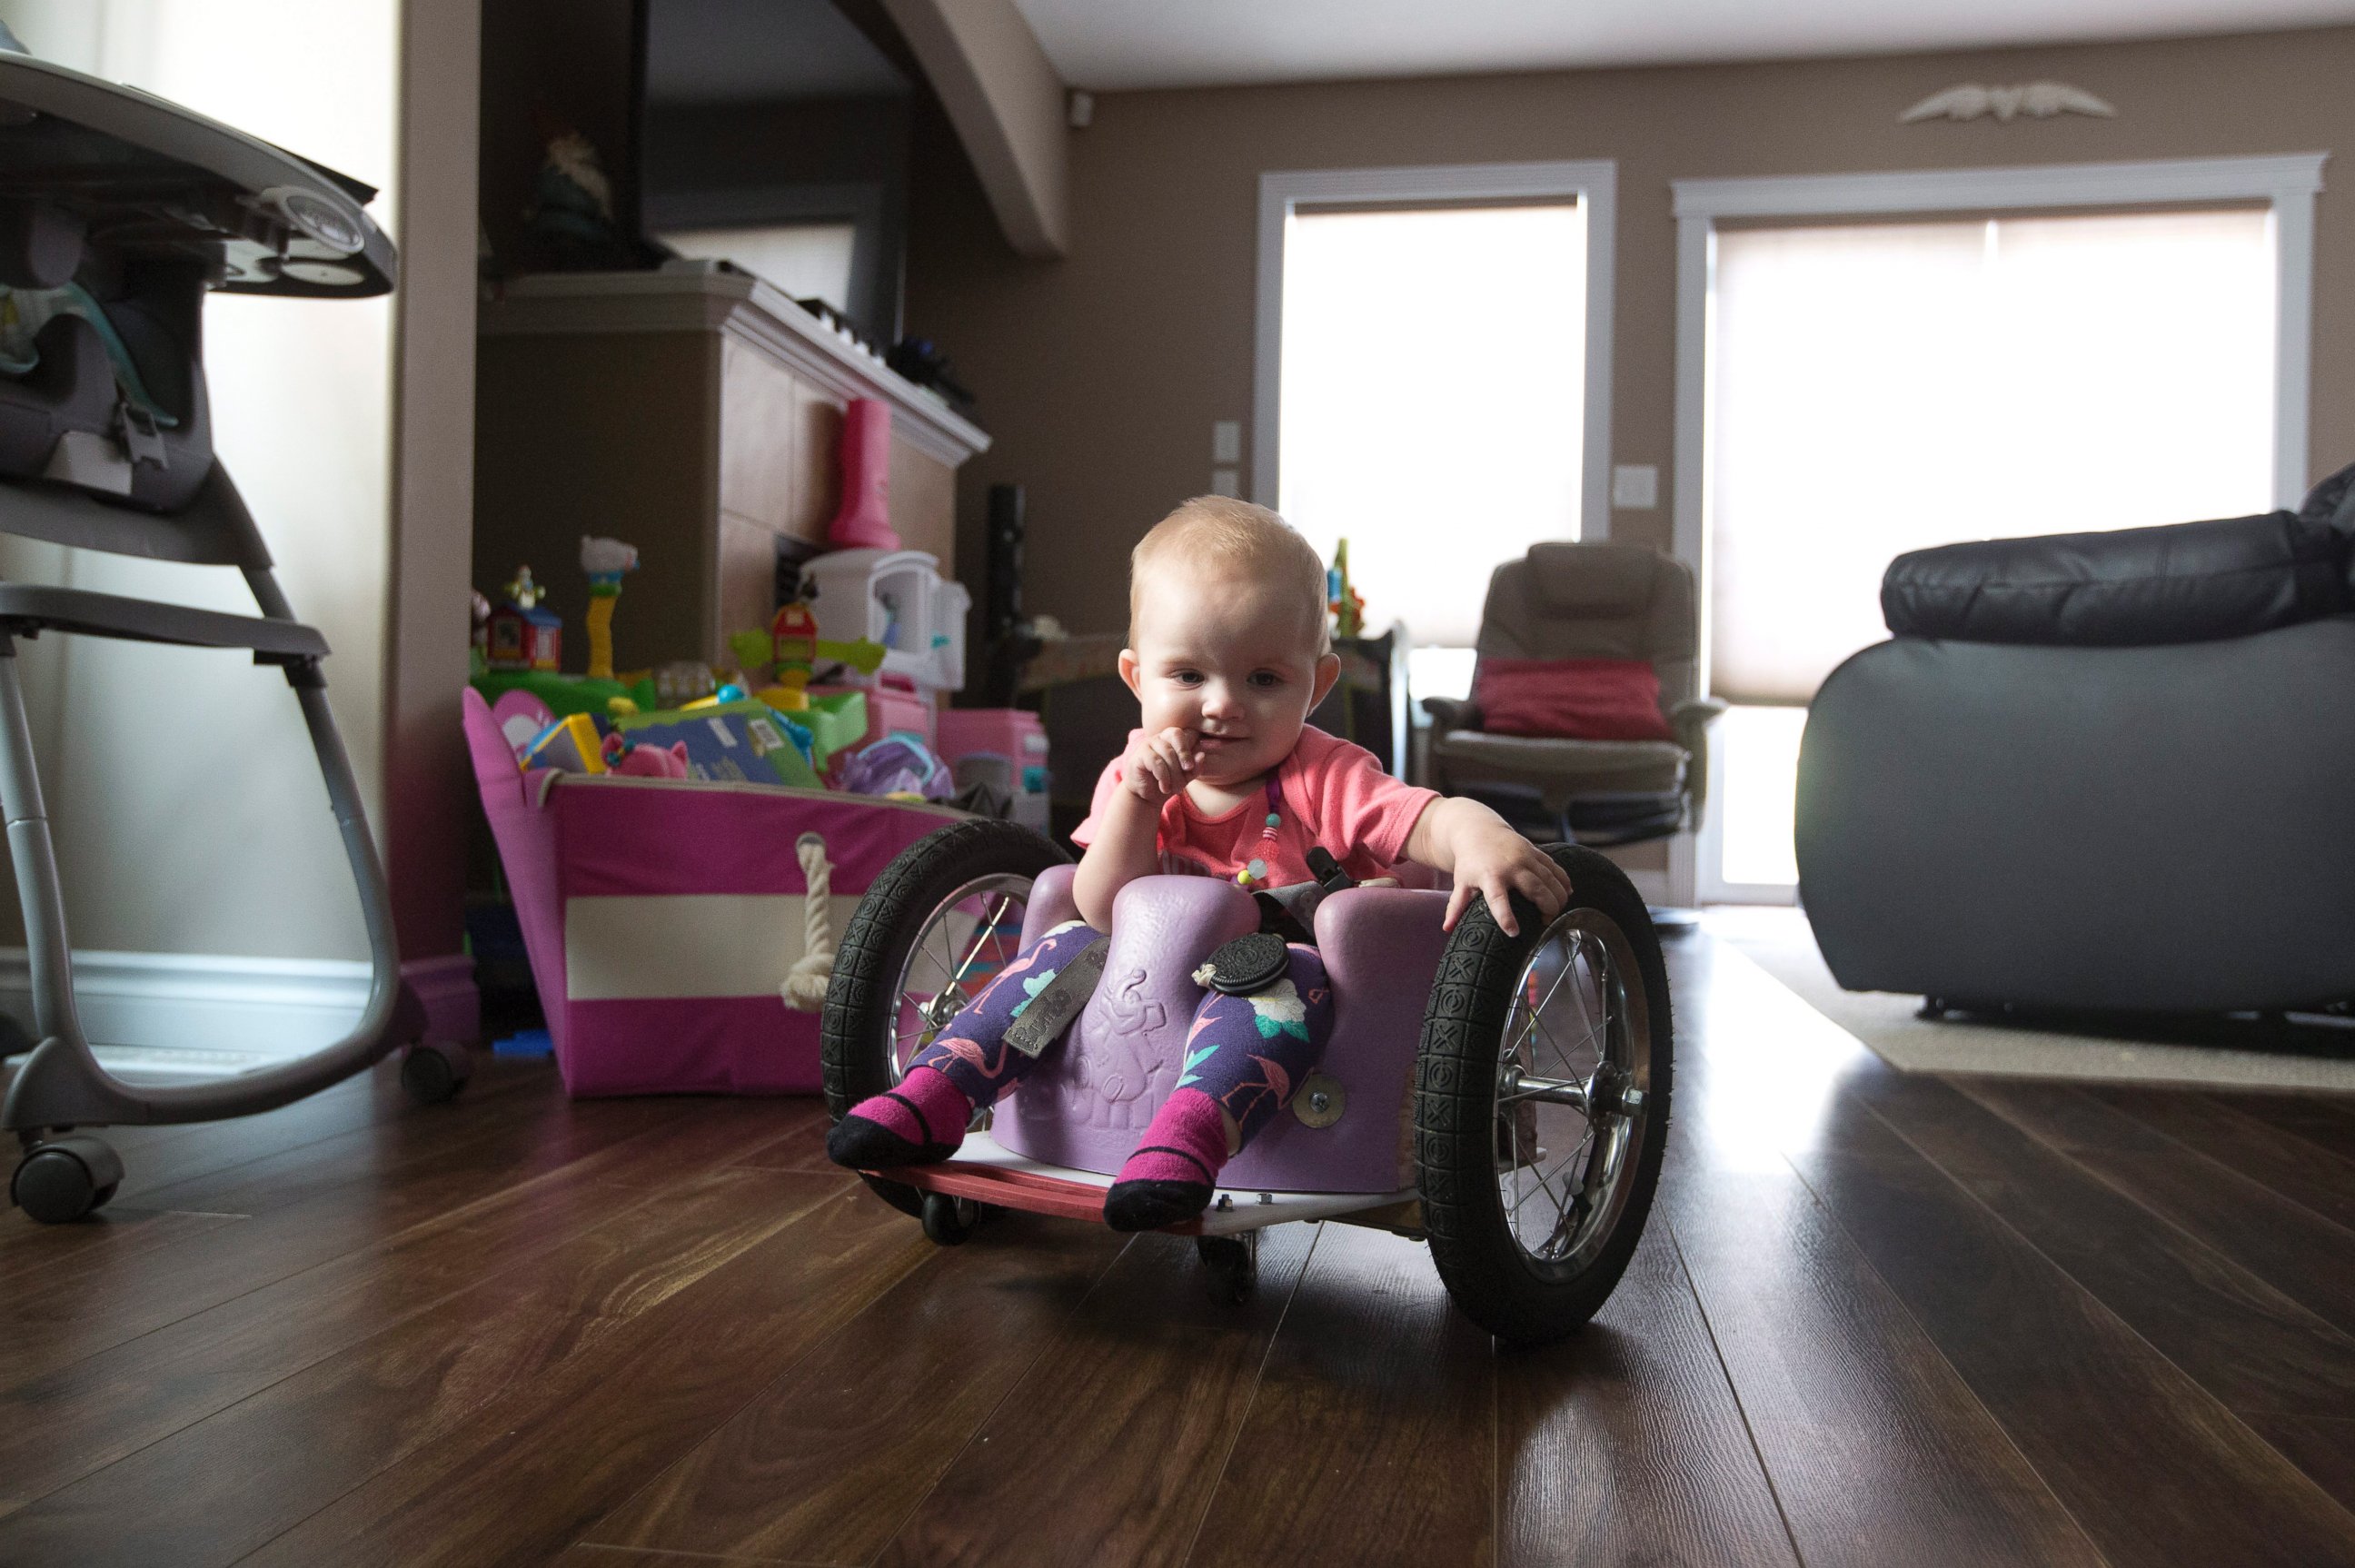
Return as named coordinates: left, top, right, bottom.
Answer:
left=562, top=894, right=865, bottom=1000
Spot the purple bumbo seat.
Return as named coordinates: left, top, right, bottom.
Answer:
left=989, top=865, right=1451, bottom=1195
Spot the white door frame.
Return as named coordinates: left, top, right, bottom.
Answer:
left=1667, top=152, right=2329, bottom=905
left=1252, top=159, right=1618, bottom=541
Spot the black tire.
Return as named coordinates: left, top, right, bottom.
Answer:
left=820, top=818, right=1066, bottom=1218
left=13, top=1140, right=115, bottom=1225
left=921, top=1191, right=979, bottom=1245
left=400, top=1041, right=469, bottom=1104
left=1414, top=844, right=1673, bottom=1346
left=1196, top=1235, right=1257, bottom=1305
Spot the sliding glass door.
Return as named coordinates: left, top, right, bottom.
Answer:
left=1688, top=194, right=2290, bottom=903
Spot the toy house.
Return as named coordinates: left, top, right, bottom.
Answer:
left=485, top=591, right=561, bottom=673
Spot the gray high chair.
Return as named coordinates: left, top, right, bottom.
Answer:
left=0, top=42, right=466, bottom=1224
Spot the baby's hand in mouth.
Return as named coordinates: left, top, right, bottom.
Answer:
left=1124, top=726, right=1202, bottom=802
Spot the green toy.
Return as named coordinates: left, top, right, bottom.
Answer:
left=729, top=624, right=888, bottom=688
left=471, top=668, right=656, bottom=719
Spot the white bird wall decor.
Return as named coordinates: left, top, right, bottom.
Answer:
left=1900, top=82, right=2117, bottom=124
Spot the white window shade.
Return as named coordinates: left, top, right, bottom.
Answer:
left=1277, top=202, right=1586, bottom=648
left=1707, top=208, right=2276, bottom=705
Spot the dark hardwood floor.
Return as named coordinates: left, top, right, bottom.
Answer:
left=4, top=933, right=2354, bottom=1567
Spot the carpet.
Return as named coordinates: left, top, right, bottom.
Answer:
left=1705, top=907, right=2355, bottom=1093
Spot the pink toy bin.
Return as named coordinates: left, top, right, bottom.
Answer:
left=463, top=687, right=963, bottom=1097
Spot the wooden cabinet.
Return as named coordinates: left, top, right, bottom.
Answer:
left=473, top=269, right=989, bottom=675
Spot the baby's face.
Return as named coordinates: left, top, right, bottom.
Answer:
left=1120, top=564, right=1339, bottom=789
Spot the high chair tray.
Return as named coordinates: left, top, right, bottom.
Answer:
left=872, top=1130, right=1417, bottom=1237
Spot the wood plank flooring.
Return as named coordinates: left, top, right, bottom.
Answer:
left=3, top=932, right=2352, bottom=1567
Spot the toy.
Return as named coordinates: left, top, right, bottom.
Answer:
left=741, top=609, right=889, bottom=694
left=810, top=678, right=930, bottom=757
left=817, top=823, right=1670, bottom=1345
left=471, top=667, right=654, bottom=720
left=521, top=124, right=646, bottom=271
left=796, top=689, right=869, bottom=773
left=604, top=736, right=690, bottom=779
left=486, top=566, right=561, bottom=672
left=1327, top=537, right=1366, bottom=640
left=835, top=731, right=953, bottom=800
left=654, top=660, right=717, bottom=707
left=612, top=700, right=821, bottom=789
left=469, top=590, right=492, bottom=675
left=521, top=711, right=606, bottom=775
left=579, top=535, right=639, bottom=682
left=765, top=606, right=816, bottom=685
left=802, top=550, right=969, bottom=697
left=827, top=398, right=900, bottom=551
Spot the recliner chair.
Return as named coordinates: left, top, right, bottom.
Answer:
left=1422, top=542, right=1724, bottom=848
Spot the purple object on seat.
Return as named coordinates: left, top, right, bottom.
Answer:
left=994, top=865, right=1449, bottom=1193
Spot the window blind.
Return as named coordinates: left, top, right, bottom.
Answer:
left=1706, top=208, right=2276, bottom=705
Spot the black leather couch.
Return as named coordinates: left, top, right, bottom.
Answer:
left=1795, top=463, right=2355, bottom=1015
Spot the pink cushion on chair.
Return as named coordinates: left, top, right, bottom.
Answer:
left=1473, top=658, right=1674, bottom=742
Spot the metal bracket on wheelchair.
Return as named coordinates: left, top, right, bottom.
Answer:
left=1193, top=931, right=1291, bottom=997
left=1002, top=937, right=1109, bottom=1058
left=1247, top=848, right=1355, bottom=945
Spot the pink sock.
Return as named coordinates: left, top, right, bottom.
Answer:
left=1116, top=1087, right=1230, bottom=1190
left=835, top=1066, right=972, bottom=1161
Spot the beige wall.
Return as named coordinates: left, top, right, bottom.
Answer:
left=905, top=25, right=2355, bottom=642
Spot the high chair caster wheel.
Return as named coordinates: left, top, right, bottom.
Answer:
left=922, top=1192, right=979, bottom=1246
left=13, top=1134, right=124, bottom=1225
left=1197, top=1234, right=1257, bottom=1304
left=400, top=1039, right=472, bottom=1105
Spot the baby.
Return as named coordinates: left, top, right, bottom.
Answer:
left=827, top=496, right=1572, bottom=1228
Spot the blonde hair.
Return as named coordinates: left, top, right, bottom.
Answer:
left=1128, top=496, right=1331, bottom=655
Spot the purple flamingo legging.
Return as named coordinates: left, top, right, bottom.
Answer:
left=908, top=921, right=1336, bottom=1150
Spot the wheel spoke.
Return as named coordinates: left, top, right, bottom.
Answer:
left=882, top=874, right=1033, bottom=1089
left=944, top=895, right=1012, bottom=992
left=1505, top=940, right=1579, bottom=1068
left=1531, top=1126, right=1597, bottom=1194
left=1537, top=1192, right=1585, bottom=1259
left=1484, top=903, right=1656, bottom=1276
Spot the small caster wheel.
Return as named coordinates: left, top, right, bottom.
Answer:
left=921, top=1191, right=979, bottom=1246
left=1197, top=1233, right=1257, bottom=1305
left=401, top=1039, right=472, bottom=1104
left=13, top=1135, right=125, bottom=1225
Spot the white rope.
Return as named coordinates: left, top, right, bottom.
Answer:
left=781, top=831, right=836, bottom=1011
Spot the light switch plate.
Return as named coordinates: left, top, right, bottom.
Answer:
left=1209, top=467, right=1240, bottom=497
left=1612, top=464, right=1659, bottom=510
left=1211, top=420, right=1242, bottom=464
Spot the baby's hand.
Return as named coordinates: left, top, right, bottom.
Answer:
left=1444, top=822, right=1575, bottom=938
left=1122, top=726, right=1199, bottom=806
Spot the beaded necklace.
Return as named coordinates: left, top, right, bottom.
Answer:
left=1233, top=766, right=1286, bottom=888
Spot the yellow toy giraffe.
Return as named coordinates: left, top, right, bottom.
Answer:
left=580, top=535, right=638, bottom=681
